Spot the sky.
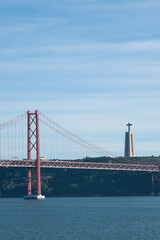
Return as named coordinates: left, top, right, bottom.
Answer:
left=0, top=0, right=160, bottom=156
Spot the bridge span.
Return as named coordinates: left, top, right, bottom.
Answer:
left=1, top=110, right=160, bottom=198
left=0, top=159, right=159, bottom=173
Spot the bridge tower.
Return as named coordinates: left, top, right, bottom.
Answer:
left=24, top=110, right=45, bottom=200
left=124, top=123, right=135, bottom=157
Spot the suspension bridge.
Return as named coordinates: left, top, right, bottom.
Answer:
left=0, top=110, right=159, bottom=199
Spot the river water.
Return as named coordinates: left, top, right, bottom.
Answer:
left=0, top=197, right=160, bottom=240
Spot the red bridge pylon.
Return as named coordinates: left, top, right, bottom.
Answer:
left=24, top=110, right=45, bottom=200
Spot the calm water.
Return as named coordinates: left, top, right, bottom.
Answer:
left=0, top=197, right=160, bottom=240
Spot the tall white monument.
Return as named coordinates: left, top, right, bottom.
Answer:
left=124, top=123, right=135, bottom=157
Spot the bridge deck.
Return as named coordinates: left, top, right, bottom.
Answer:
left=0, top=159, right=159, bottom=173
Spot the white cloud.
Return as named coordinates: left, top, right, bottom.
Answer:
left=80, top=1, right=160, bottom=10
left=0, top=24, right=46, bottom=33
left=0, top=58, right=160, bottom=89
left=0, top=17, right=67, bottom=33
left=1, top=39, right=160, bottom=56
left=39, top=40, right=160, bottom=53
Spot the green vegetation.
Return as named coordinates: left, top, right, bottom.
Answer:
left=80, top=156, right=160, bottom=164
left=0, top=156, right=159, bottom=198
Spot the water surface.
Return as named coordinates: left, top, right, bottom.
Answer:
left=0, top=197, right=160, bottom=240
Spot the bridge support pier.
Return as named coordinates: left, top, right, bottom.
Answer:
left=28, top=168, right=32, bottom=195
left=151, top=171, right=160, bottom=196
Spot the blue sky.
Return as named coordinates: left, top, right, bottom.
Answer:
left=0, top=0, right=160, bottom=156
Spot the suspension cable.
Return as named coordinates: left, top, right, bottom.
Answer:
left=39, top=112, right=148, bottom=164
left=0, top=112, right=27, bottom=130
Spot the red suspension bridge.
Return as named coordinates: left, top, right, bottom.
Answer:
left=0, top=110, right=159, bottom=198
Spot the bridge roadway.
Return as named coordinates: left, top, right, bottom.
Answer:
left=0, top=159, right=159, bottom=172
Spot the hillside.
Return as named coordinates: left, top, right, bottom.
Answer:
left=0, top=156, right=159, bottom=198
